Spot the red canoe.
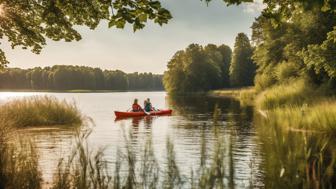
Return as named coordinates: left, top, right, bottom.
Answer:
left=114, top=109, right=172, bottom=118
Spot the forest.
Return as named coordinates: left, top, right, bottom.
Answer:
left=0, top=65, right=163, bottom=91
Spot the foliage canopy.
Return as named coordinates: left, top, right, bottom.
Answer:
left=248, top=0, right=336, bottom=90
left=0, top=0, right=270, bottom=68
left=0, top=0, right=172, bottom=67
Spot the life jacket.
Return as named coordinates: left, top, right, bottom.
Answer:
left=144, top=102, right=152, bottom=112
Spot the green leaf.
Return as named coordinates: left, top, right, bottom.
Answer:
left=138, top=14, right=147, bottom=22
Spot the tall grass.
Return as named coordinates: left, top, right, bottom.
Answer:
left=0, top=130, right=42, bottom=189
left=255, top=79, right=336, bottom=131
left=0, top=96, right=84, bottom=188
left=255, top=113, right=336, bottom=188
left=51, top=130, right=112, bottom=189
left=256, top=79, right=316, bottom=110
left=265, top=101, right=336, bottom=132
left=0, top=96, right=83, bottom=127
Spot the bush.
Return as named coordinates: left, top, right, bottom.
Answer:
left=0, top=96, right=83, bottom=127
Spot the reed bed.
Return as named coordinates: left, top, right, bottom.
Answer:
left=255, top=114, right=336, bottom=189
left=265, top=101, right=336, bottom=132
left=255, top=79, right=336, bottom=131
left=0, top=134, right=42, bottom=189
left=255, top=79, right=315, bottom=110
left=0, top=96, right=83, bottom=127
left=51, top=127, right=230, bottom=189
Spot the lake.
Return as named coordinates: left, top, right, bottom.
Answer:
left=0, top=91, right=335, bottom=188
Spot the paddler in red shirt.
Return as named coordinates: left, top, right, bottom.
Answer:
left=132, top=99, right=143, bottom=112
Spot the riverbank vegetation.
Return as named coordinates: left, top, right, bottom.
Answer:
left=248, top=0, right=336, bottom=123
left=254, top=78, right=336, bottom=131
left=0, top=66, right=164, bottom=91
left=0, top=96, right=83, bottom=127
left=162, top=0, right=336, bottom=132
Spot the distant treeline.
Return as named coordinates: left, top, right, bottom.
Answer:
left=0, top=65, right=164, bottom=90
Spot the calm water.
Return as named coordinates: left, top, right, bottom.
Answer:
left=1, top=91, right=335, bottom=188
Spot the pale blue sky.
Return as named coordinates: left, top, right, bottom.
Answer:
left=4, top=0, right=263, bottom=74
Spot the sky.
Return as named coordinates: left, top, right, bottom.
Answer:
left=3, top=0, right=264, bottom=74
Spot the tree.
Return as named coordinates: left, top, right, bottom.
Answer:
left=229, top=33, right=255, bottom=87
left=216, top=44, right=232, bottom=87
left=163, top=43, right=229, bottom=94
left=247, top=0, right=336, bottom=91
left=29, top=67, right=43, bottom=89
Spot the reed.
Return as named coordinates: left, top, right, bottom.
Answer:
left=51, top=119, right=232, bottom=188
left=255, top=79, right=316, bottom=110
left=0, top=131, right=42, bottom=189
left=265, top=101, right=336, bottom=132
left=255, top=114, right=336, bottom=188
left=255, top=79, right=336, bottom=131
left=0, top=96, right=83, bottom=127
left=51, top=130, right=112, bottom=189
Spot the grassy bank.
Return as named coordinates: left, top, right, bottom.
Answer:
left=0, top=96, right=83, bottom=127
left=263, top=101, right=336, bottom=132
left=256, top=79, right=336, bottom=131
left=255, top=79, right=317, bottom=110
left=210, top=80, right=336, bottom=132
